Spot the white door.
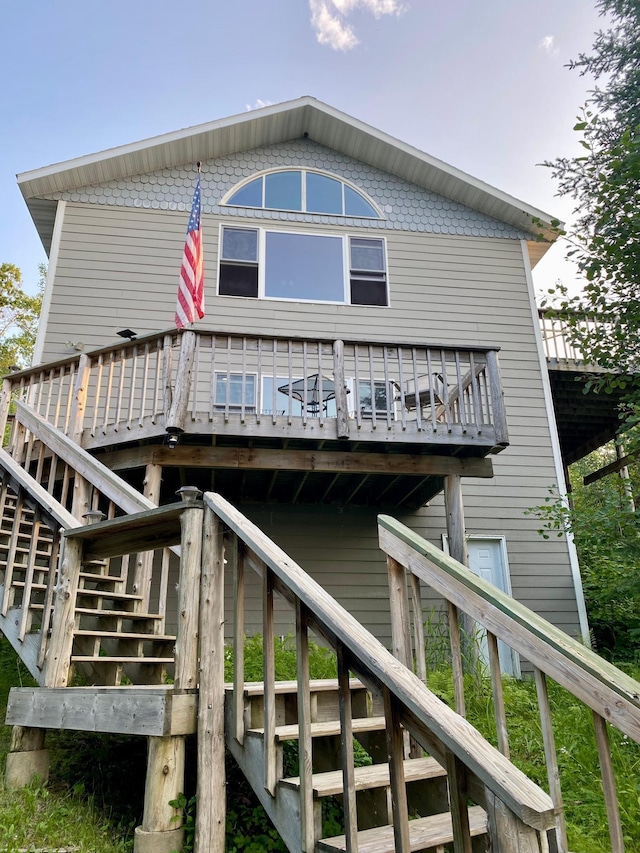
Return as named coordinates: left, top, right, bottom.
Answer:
left=466, top=537, right=520, bottom=677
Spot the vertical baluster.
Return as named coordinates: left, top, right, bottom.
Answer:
left=63, top=363, right=76, bottom=434
left=103, top=352, right=116, bottom=434
left=383, top=346, right=392, bottom=429
left=286, top=341, right=293, bottom=425
left=46, top=452, right=59, bottom=497
left=445, top=750, right=473, bottom=853
left=487, top=632, right=509, bottom=757
left=297, top=601, right=315, bottom=852
left=240, top=337, right=247, bottom=423
left=91, top=355, right=104, bottom=437
left=19, top=508, right=42, bottom=641
left=397, top=347, right=407, bottom=431
left=317, top=342, right=324, bottom=428
left=592, top=712, right=624, bottom=853
left=157, top=548, right=171, bottom=635
left=368, top=345, right=376, bottom=425
left=114, top=349, right=127, bottom=429
left=440, top=351, right=452, bottom=431
left=127, top=345, right=139, bottom=427
left=44, top=369, right=55, bottom=423
left=534, top=667, right=568, bottom=853
left=412, top=348, right=423, bottom=432
left=425, top=348, right=437, bottom=431
left=383, top=686, right=410, bottom=853
left=233, top=539, right=245, bottom=744
left=354, top=346, right=362, bottom=429
left=37, top=533, right=60, bottom=670
left=209, top=334, right=217, bottom=422
left=263, top=565, right=276, bottom=795
left=256, top=338, right=262, bottom=424
left=469, top=353, right=482, bottom=430
left=454, top=352, right=467, bottom=431
left=447, top=601, right=466, bottom=717
left=302, top=342, right=308, bottom=427
left=271, top=339, right=278, bottom=424
left=35, top=370, right=45, bottom=415
left=60, top=464, right=71, bottom=509
left=337, top=641, right=358, bottom=853
left=34, top=441, right=46, bottom=486
left=409, top=574, right=426, bottom=683
left=53, top=367, right=65, bottom=430
left=2, top=494, right=24, bottom=615
left=225, top=336, right=231, bottom=422
left=139, top=343, right=150, bottom=426
left=152, top=341, right=162, bottom=424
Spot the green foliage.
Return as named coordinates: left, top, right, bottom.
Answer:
left=544, top=1, right=640, bottom=396
left=224, top=632, right=338, bottom=682
left=0, top=263, right=43, bottom=375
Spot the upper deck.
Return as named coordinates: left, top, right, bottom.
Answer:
left=5, top=328, right=508, bottom=508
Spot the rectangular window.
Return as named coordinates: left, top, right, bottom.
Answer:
left=356, top=379, right=394, bottom=419
left=214, top=373, right=256, bottom=412
left=349, top=237, right=387, bottom=306
left=218, top=226, right=388, bottom=306
left=219, top=228, right=259, bottom=297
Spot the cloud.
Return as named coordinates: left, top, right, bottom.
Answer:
left=309, top=0, right=406, bottom=52
left=245, top=99, right=275, bottom=111
left=539, top=34, right=559, bottom=56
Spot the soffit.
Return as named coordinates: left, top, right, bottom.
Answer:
left=18, top=97, right=561, bottom=262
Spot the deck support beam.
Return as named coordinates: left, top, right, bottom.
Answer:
left=4, top=725, right=49, bottom=789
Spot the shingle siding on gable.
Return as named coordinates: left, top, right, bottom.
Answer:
left=43, top=139, right=529, bottom=240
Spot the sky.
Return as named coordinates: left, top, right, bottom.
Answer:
left=0, top=0, right=605, bottom=298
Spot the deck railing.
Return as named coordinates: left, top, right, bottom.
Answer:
left=2, top=329, right=508, bottom=450
left=379, top=514, right=640, bottom=853
left=205, top=491, right=555, bottom=853
left=538, top=309, right=602, bottom=363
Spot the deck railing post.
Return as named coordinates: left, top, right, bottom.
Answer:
left=165, top=331, right=196, bottom=435
left=173, top=486, right=203, bottom=692
left=0, top=377, right=13, bottom=447
left=195, top=503, right=226, bottom=853
left=68, top=353, right=92, bottom=443
left=485, top=350, right=509, bottom=447
left=43, top=535, right=83, bottom=688
left=333, top=340, right=350, bottom=439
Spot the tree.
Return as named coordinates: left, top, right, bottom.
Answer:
left=0, top=263, right=43, bottom=375
left=546, top=0, right=640, bottom=380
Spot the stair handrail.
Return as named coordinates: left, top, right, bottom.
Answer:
left=204, top=491, right=555, bottom=844
left=378, top=513, right=640, bottom=853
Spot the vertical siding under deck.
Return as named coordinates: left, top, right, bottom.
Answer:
left=42, top=202, right=581, bottom=641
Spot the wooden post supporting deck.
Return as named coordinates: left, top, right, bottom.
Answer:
left=165, top=331, right=196, bottom=435
left=135, top=489, right=202, bottom=853
left=4, top=725, right=49, bottom=789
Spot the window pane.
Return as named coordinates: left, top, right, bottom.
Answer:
left=359, top=380, right=390, bottom=413
left=350, top=277, right=387, bottom=306
left=306, top=173, right=342, bottom=214
left=219, top=263, right=258, bottom=298
left=344, top=185, right=378, bottom=218
left=215, top=374, right=256, bottom=408
left=350, top=238, right=385, bottom=271
left=222, top=227, right=258, bottom=262
left=227, top=177, right=263, bottom=208
left=265, top=171, right=302, bottom=210
left=265, top=232, right=344, bottom=301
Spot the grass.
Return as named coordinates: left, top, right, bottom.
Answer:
left=2, top=634, right=640, bottom=851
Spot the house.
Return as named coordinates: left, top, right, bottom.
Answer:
left=5, top=98, right=635, bottom=853
left=16, top=97, right=587, bottom=647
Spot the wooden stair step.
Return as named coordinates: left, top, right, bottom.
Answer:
left=74, top=630, right=176, bottom=642
left=317, top=805, right=488, bottom=853
left=229, top=678, right=365, bottom=697
left=281, top=756, right=446, bottom=797
left=79, top=572, right=127, bottom=584
left=247, top=716, right=386, bottom=743
left=76, top=589, right=143, bottom=602
left=75, top=607, right=163, bottom=620
left=11, top=581, right=47, bottom=590
left=71, top=655, right=173, bottom=664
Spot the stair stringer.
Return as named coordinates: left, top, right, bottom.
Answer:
left=0, top=600, right=44, bottom=682
left=224, top=700, right=313, bottom=853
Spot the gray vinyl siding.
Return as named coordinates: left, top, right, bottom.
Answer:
left=41, top=201, right=581, bottom=642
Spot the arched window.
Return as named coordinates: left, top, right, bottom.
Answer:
left=223, top=170, right=381, bottom=218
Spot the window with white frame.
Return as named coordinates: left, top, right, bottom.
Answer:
left=224, top=170, right=381, bottom=219
left=218, top=226, right=388, bottom=306
left=213, top=373, right=256, bottom=412
left=351, top=379, right=395, bottom=419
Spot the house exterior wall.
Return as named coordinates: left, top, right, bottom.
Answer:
left=33, top=142, right=582, bottom=643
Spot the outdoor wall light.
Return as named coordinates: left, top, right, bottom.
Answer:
left=165, top=427, right=182, bottom=450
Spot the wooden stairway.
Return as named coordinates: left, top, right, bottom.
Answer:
left=226, top=679, right=490, bottom=853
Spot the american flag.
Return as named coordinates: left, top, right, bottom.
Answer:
left=175, top=173, right=204, bottom=329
